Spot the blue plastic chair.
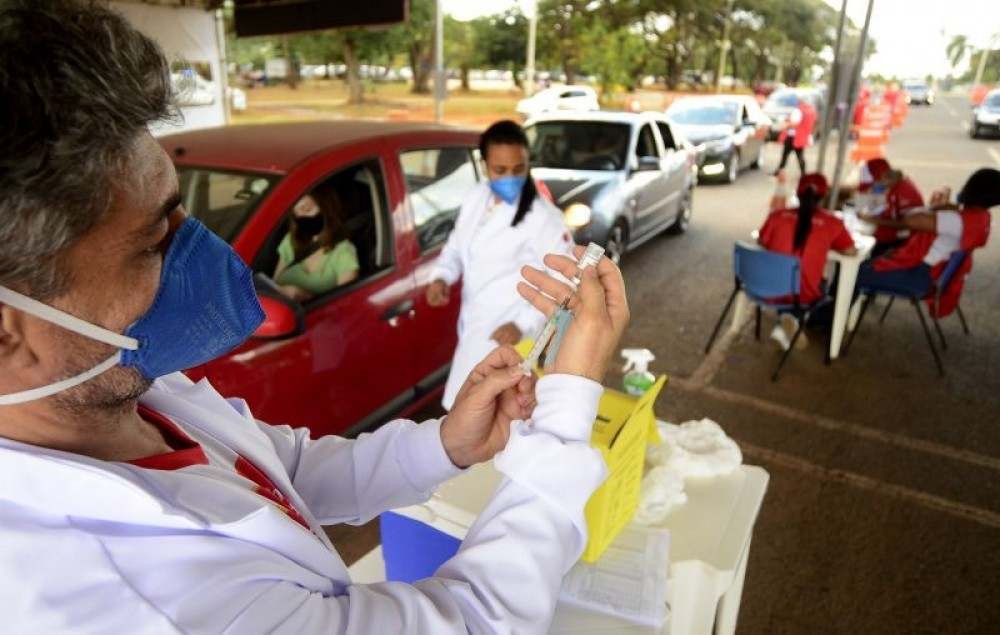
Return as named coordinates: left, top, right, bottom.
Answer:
left=847, top=250, right=970, bottom=376
left=705, top=242, right=831, bottom=381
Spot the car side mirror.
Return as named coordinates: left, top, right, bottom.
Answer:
left=635, top=156, right=660, bottom=172
left=252, top=273, right=305, bottom=340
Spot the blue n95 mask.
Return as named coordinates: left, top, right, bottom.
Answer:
left=489, top=175, right=526, bottom=205
left=0, top=217, right=264, bottom=405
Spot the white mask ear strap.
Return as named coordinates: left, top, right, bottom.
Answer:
left=0, top=352, right=121, bottom=406
left=0, top=287, right=138, bottom=351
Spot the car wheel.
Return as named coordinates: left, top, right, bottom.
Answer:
left=605, top=221, right=628, bottom=265
left=970, top=122, right=980, bottom=139
left=668, top=189, right=693, bottom=235
left=725, top=154, right=739, bottom=184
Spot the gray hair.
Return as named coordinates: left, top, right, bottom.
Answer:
left=0, top=0, right=174, bottom=298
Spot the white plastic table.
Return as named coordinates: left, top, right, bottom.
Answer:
left=348, top=463, right=769, bottom=635
left=733, top=223, right=875, bottom=361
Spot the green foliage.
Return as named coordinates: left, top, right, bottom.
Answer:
left=224, top=0, right=856, bottom=96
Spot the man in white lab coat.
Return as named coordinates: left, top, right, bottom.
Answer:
left=0, top=2, right=629, bottom=633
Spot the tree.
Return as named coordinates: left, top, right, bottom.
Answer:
left=387, top=0, right=435, bottom=94
left=445, top=17, right=482, bottom=91
left=580, top=22, right=649, bottom=94
left=470, top=10, right=529, bottom=86
left=537, top=0, right=594, bottom=84
left=946, top=34, right=970, bottom=73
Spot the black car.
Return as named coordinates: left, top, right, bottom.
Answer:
left=666, top=95, right=771, bottom=184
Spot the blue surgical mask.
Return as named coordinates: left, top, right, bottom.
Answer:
left=0, top=217, right=264, bottom=405
left=490, top=175, right=526, bottom=205
left=872, top=183, right=887, bottom=195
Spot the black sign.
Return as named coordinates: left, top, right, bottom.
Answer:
left=233, top=0, right=409, bottom=37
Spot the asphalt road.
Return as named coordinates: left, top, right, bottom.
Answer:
left=328, top=95, right=1000, bottom=633
left=615, top=94, right=1000, bottom=633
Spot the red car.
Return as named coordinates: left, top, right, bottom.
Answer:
left=160, top=121, right=481, bottom=437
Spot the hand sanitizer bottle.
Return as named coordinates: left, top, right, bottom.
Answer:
left=621, top=349, right=656, bottom=396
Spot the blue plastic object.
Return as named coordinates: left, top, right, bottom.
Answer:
left=380, top=512, right=462, bottom=583
left=734, top=242, right=801, bottom=304
left=937, top=250, right=967, bottom=292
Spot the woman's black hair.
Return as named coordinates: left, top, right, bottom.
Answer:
left=956, top=168, right=1000, bottom=209
left=793, top=186, right=821, bottom=252
left=479, top=119, right=537, bottom=226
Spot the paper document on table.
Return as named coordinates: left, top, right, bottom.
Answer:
left=559, top=525, right=670, bottom=627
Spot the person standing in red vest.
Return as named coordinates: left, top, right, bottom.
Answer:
left=773, top=95, right=817, bottom=176
left=857, top=168, right=999, bottom=316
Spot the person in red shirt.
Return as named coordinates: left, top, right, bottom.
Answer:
left=857, top=168, right=999, bottom=310
left=774, top=96, right=817, bottom=176
left=759, top=173, right=857, bottom=349
left=855, top=158, right=926, bottom=256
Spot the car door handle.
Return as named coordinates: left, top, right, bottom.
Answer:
left=382, top=299, right=415, bottom=326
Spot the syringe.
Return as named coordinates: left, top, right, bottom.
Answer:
left=520, top=242, right=606, bottom=374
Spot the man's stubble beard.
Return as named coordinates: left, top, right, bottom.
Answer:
left=49, top=328, right=153, bottom=415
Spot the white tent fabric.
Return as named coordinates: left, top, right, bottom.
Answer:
left=112, top=1, right=227, bottom=135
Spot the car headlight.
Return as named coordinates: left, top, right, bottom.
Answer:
left=563, top=203, right=592, bottom=228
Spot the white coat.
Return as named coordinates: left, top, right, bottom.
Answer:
left=432, top=182, right=574, bottom=410
left=0, top=371, right=606, bottom=634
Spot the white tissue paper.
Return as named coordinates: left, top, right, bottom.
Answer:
left=633, top=465, right=687, bottom=526
left=646, top=419, right=743, bottom=479
left=634, top=419, right=743, bottom=526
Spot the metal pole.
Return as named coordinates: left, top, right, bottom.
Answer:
left=525, top=0, right=538, bottom=97
left=972, top=36, right=995, bottom=88
left=715, top=0, right=735, bottom=93
left=434, top=0, right=444, bottom=122
left=829, top=0, right=874, bottom=208
left=817, top=0, right=848, bottom=173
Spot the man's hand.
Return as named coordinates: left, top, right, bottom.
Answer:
left=426, top=280, right=450, bottom=307
left=517, top=245, right=630, bottom=382
left=490, top=322, right=522, bottom=346
left=441, top=346, right=537, bottom=468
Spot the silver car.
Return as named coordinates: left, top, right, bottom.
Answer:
left=903, top=80, right=935, bottom=106
left=524, top=111, right=696, bottom=264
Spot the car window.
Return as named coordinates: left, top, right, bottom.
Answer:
left=655, top=122, right=677, bottom=151
left=526, top=121, right=630, bottom=171
left=252, top=159, right=392, bottom=304
left=635, top=124, right=660, bottom=159
left=401, top=147, right=479, bottom=253
left=176, top=168, right=278, bottom=243
left=668, top=104, right=737, bottom=125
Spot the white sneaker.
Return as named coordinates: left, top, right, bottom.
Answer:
left=770, top=324, right=791, bottom=351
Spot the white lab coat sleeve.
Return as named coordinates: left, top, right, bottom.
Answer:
left=511, top=202, right=576, bottom=337
left=254, top=417, right=463, bottom=526
left=430, top=190, right=480, bottom=285
left=129, top=374, right=605, bottom=634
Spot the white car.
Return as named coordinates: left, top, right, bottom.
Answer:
left=515, top=85, right=599, bottom=118
left=171, top=72, right=247, bottom=112
left=970, top=89, right=1000, bottom=139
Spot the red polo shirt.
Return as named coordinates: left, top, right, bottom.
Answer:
left=759, top=207, right=855, bottom=304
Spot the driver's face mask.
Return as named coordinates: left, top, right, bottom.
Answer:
left=0, top=218, right=264, bottom=405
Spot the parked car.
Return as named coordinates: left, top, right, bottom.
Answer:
left=666, top=95, right=771, bottom=184
left=516, top=85, right=599, bottom=119
left=970, top=89, right=1000, bottom=138
left=762, top=87, right=825, bottom=141
left=903, top=79, right=935, bottom=106
left=524, top=111, right=696, bottom=264
left=159, top=121, right=482, bottom=437
left=171, top=72, right=247, bottom=112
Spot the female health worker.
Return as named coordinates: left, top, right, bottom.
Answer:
left=427, top=120, right=575, bottom=409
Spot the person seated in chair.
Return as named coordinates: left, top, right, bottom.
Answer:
left=857, top=168, right=999, bottom=316
left=273, top=185, right=359, bottom=302
left=759, top=173, right=857, bottom=350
